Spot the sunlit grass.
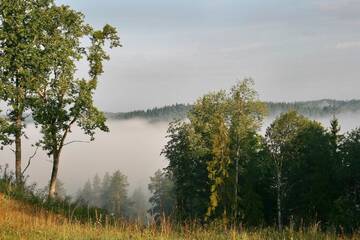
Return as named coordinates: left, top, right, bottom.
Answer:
left=0, top=193, right=358, bottom=240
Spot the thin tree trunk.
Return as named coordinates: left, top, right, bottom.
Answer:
left=15, top=115, right=22, bottom=184
left=234, top=148, right=239, bottom=221
left=277, top=170, right=282, bottom=230
left=48, top=151, right=60, bottom=199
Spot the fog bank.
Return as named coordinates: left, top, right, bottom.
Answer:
left=0, top=120, right=168, bottom=195
left=0, top=113, right=359, bottom=195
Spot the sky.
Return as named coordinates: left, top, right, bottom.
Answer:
left=56, top=0, right=360, bottom=112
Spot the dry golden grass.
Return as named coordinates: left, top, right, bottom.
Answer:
left=0, top=193, right=358, bottom=240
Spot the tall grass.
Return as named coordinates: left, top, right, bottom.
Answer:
left=0, top=166, right=359, bottom=239
left=1, top=193, right=359, bottom=240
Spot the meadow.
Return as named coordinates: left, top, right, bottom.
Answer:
left=0, top=193, right=358, bottom=240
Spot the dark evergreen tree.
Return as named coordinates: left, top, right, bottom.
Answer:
left=148, top=170, right=175, bottom=222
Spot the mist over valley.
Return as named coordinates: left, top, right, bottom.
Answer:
left=1, top=102, right=359, bottom=196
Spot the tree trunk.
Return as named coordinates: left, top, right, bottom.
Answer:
left=277, top=171, right=282, bottom=230
left=234, top=148, right=239, bottom=221
left=48, top=151, right=60, bottom=199
left=15, top=115, right=22, bottom=184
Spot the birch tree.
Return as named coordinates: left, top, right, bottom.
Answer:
left=30, top=4, right=120, bottom=199
left=265, top=111, right=309, bottom=229
left=228, top=79, right=266, bottom=221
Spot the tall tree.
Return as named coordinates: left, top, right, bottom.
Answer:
left=129, top=187, right=148, bottom=224
left=0, top=0, right=57, bottom=183
left=227, top=79, right=266, bottom=221
left=148, top=169, right=175, bottom=222
left=28, top=4, right=120, bottom=198
left=287, top=121, right=335, bottom=226
left=105, top=170, right=130, bottom=217
left=164, top=80, right=266, bottom=222
left=92, top=174, right=102, bottom=207
left=78, top=180, right=93, bottom=206
left=163, top=121, right=210, bottom=221
left=335, top=128, right=360, bottom=230
left=265, top=111, right=310, bottom=229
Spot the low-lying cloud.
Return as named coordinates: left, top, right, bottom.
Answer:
left=336, top=41, right=360, bottom=49
left=0, top=113, right=359, bottom=196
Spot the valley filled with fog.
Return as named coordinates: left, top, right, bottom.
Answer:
left=0, top=112, right=359, bottom=196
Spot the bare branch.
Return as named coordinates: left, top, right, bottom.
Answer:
left=63, top=140, right=90, bottom=147
left=22, top=145, right=39, bottom=175
left=58, top=117, right=77, bottom=152
left=8, top=146, right=15, bottom=153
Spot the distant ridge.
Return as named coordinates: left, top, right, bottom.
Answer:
left=106, top=99, right=360, bottom=122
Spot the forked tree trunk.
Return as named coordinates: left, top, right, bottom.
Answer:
left=15, top=115, right=22, bottom=184
left=48, top=151, right=60, bottom=199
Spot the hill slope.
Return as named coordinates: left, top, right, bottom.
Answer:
left=0, top=193, right=354, bottom=240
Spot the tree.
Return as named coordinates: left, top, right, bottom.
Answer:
left=0, top=116, right=11, bottom=148
left=227, top=79, right=266, bottom=222
left=43, top=178, right=67, bottom=201
left=335, top=128, right=360, bottom=231
left=78, top=180, right=93, bottom=206
left=92, top=174, right=102, bottom=207
left=105, top=170, right=130, bottom=217
left=329, top=117, right=342, bottom=158
left=287, top=121, right=335, bottom=226
left=28, top=4, right=120, bottom=199
left=265, top=111, right=310, bottom=229
left=187, top=80, right=266, bottom=221
left=129, top=187, right=148, bottom=224
left=148, top=169, right=175, bottom=222
left=163, top=121, right=210, bottom=221
left=101, top=172, right=111, bottom=208
left=163, top=79, right=266, bottom=223
left=0, top=0, right=58, bottom=183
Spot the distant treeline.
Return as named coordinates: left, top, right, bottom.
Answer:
left=106, top=104, right=193, bottom=122
left=106, top=99, right=360, bottom=122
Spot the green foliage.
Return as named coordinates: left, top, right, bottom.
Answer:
left=105, top=171, right=130, bottom=217
left=148, top=169, right=175, bottom=222
left=0, top=0, right=62, bottom=181
left=333, top=128, right=360, bottom=231
left=0, top=115, right=11, bottom=147
left=163, top=79, right=267, bottom=223
left=0, top=0, right=120, bottom=190
left=77, top=171, right=131, bottom=219
left=163, top=121, right=210, bottom=221
left=161, top=82, right=360, bottom=232
left=5, top=0, right=120, bottom=198
left=286, top=122, right=335, bottom=226
left=30, top=8, right=120, bottom=155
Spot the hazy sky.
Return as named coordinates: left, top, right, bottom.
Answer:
left=57, top=0, right=360, bottom=112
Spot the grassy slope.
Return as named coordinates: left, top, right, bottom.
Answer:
left=0, top=193, right=358, bottom=240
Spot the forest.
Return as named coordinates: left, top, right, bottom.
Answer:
left=0, top=0, right=359, bottom=239
left=108, top=99, right=360, bottom=122
left=55, top=80, right=360, bottom=233
left=157, top=80, right=360, bottom=232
